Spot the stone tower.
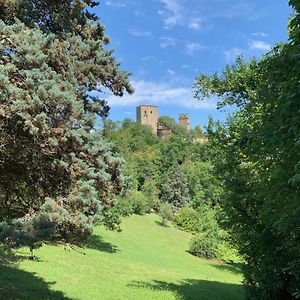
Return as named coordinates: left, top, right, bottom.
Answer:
left=179, top=113, right=190, bottom=131
left=136, top=105, right=158, bottom=134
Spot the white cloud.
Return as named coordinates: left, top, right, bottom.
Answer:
left=223, top=39, right=272, bottom=63
left=167, top=69, right=176, bottom=75
left=105, top=1, right=128, bottom=8
left=188, top=18, right=202, bottom=30
left=160, top=36, right=177, bottom=48
left=141, top=56, right=155, bottom=62
left=158, top=0, right=211, bottom=31
left=129, top=29, right=153, bottom=38
left=106, top=80, right=217, bottom=110
left=252, top=32, right=269, bottom=38
left=185, top=42, right=207, bottom=55
left=158, top=0, right=184, bottom=28
left=250, top=40, right=271, bottom=51
left=157, top=0, right=265, bottom=32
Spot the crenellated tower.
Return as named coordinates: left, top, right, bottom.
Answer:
left=179, top=113, right=190, bottom=131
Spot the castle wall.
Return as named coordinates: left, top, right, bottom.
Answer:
left=157, top=125, right=172, bottom=139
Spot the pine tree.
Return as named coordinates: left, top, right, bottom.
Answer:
left=161, top=166, right=190, bottom=210
left=0, top=1, right=133, bottom=249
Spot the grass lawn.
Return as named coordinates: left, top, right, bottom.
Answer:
left=0, top=214, right=244, bottom=300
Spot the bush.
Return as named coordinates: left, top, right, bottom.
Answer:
left=174, top=206, right=200, bottom=233
left=216, top=240, right=244, bottom=264
left=189, top=232, right=218, bottom=259
left=114, top=197, right=133, bottom=217
left=158, top=203, right=173, bottom=226
left=216, top=231, right=244, bottom=264
left=129, top=191, right=148, bottom=215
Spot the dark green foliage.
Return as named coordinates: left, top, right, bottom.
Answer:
left=0, top=1, right=133, bottom=249
left=158, top=134, right=192, bottom=173
left=161, top=166, right=190, bottom=210
left=193, top=2, right=300, bottom=298
left=189, top=232, right=218, bottom=259
left=114, top=196, right=133, bottom=217
left=182, top=160, right=222, bottom=208
left=191, top=206, right=220, bottom=240
left=158, top=203, right=173, bottom=226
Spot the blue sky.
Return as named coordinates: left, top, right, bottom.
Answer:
left=94, top=0, right=292, bottom=128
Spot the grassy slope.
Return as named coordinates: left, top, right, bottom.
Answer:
left=0, top=214, right=244, bottom=300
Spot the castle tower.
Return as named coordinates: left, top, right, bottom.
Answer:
left=179, top=113, right=190, bottom=131
left=136, top=105, right=158, bottom=134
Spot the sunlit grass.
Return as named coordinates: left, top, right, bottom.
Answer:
left=0, top=214, right=244, bottom=299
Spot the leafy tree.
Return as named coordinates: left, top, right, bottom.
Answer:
left=158, top=115, right=187, bottom=136
left=182, top=160, right=222, bottom=208
left=109, top=122, right=158, bottom=154
left=161, top=166, right=190, bottom=210
left=190, top=125, right=206, bottom=140
left=157, top=134, right=192, bottom=183
left=102, top=119, right=118, bottom=137
left=141, top=178, right=160, bottom=211
left=0, top=1, right=133, bottom=249
left=193, top=1, right=300, bottom=298
left=108, top=122, right=159, bottom=189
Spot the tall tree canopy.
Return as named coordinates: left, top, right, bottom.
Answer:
left=0, top=0, right=133, bottom=249
left=194, top=1, right=300, bottom=298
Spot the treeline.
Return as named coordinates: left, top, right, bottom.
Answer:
left=103, top=117, right=241, bottom=263
left=193, top=0, right=300, bottom=298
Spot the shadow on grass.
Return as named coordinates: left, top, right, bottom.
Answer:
left=129, top=279, right=244, bottom=300
left=0, top=248, right=28, bottom=265
left=84, top=235, right=119, bottom=253
left=154, top=220, right=171, bottom=227
left=0, top=265, right=73, bottom=300
left=211, top=263, right=243, bottom=276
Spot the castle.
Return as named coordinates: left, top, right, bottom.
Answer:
left=136, top=104, right=190, bottom=139
left=136, top=104, right=208, bottom=143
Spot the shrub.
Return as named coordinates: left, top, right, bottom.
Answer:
left=216, top=240, right=244, bottom=264
left=114, top=197, right=133, bottom=217
left=189, top=232, right=218, bottom=259
left=174, top=206, right=200, bottom=233
left=129, top=191, right=148, bottom=215
left=158, top=203, right=173, bottom=226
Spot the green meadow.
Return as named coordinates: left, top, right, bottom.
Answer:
left=0, top=214, right=244, bottom=300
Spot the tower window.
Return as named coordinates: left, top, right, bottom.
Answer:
left=150, top=111, right=152, bottom=114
